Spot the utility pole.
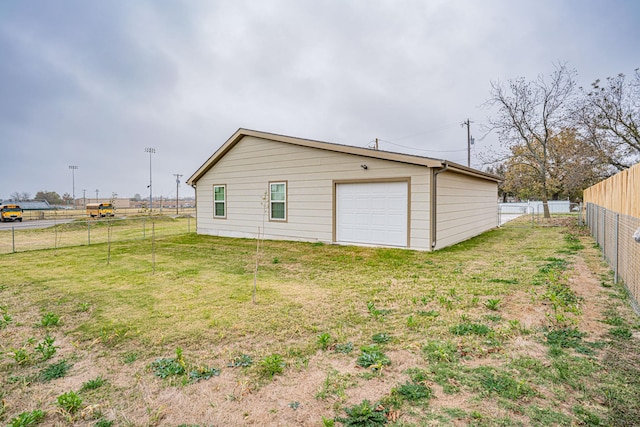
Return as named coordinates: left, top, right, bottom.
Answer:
left=461, top=119, right=474, bottom=167
left=95, top=189, right=99, bottom=203
left=173, top=174, right=183, bottom=215
left=375, top=138, right=379, bottom=150
left=82, top=189, right=86, bottom=208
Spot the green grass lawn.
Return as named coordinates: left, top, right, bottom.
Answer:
left=1, top=218, right=638, bottom=426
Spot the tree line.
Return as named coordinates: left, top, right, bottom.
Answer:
left=484, top=64, right=639, bottom=217
left=7, top=191, right=71, bottom=205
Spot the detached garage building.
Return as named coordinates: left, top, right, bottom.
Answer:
left=187, top=129, right=500, bottom=251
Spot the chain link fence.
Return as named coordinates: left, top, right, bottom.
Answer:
left=586, top=203, right=640, bottom=313
left=0, top=215, right=193, bottom=254
left=498, top=202, right=583, bottom=227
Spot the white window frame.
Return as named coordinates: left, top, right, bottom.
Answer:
left=269, top=181, right=287, bottom=222
left=213, top=184, right=226, bottom=219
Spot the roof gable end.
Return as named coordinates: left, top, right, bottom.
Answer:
left=187, top=128, right=500, bottom=185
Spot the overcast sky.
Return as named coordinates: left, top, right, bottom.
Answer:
left=1, top=0, right=638, bottom=201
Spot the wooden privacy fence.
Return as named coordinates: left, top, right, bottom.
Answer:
left=584, top=162, right=640, bottom=313
left=583, top=162, right=640, bottom=218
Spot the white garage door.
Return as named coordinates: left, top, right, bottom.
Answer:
left=336, top=181, right=408, bottom=247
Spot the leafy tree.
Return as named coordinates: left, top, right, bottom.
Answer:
left=500, top=128, right=608, bottom=202
left=35, top=191, right=64, bottom=205
left=484, top=163, right=509, bottom=202
left=547, top=129, right=609, bottom=201
left=486, top=64, right=576, bottom=217
left=574, top=69, right=640, bottom=171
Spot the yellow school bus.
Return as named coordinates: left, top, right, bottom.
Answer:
left=86, top=203, right=115, bottom=218
left=0, top=204, right=23, bottom=222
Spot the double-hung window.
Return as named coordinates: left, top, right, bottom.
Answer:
left=213, top=185, right=226, bottom=218
left=269, top=182, right=287, bottom=221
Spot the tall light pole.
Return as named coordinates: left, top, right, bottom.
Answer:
left=95, top=189, right=99, bottom=203
left=145, top=147, right=156, bottom=213
left=68, top=165, right=78, bottom=206
left=173, top=174, right=183, bottom=215
left=82, top=189, right=86, bottom=208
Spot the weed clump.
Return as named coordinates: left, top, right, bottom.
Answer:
left=317, top=332, right=333, bottom=350
left=150, top=347, right=186, bottom=378
left=335, top=400, right=388, bottom=426
left=423, top=340, right=458, bottom=363
left=189, top=366, right=221, bottom=382
left=393, top=381, right=432, bottom=401
left=259, top=354, right=286, bottom=378
left=450, top=322, right=492, bottom=336
left=57, top=391, right=83, bottom=413
left=39, top=360, right=72, bottom=382
left=334, top=342, right=354, bottom=354
left=7, top=409, right=45, bottom=427
left=356, top=345, right=391, bottom=370
left=80, top=376, right=107, bottom=392
left=228, top=354, right=253, bottom=368
left=40, top=312, right=61, bottom=327
left=371, top=333, right=391, bottom=344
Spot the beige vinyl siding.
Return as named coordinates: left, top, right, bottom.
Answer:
left=434, top=171, right=497, bottom=250
left=195, top=136, right=432, bottom=249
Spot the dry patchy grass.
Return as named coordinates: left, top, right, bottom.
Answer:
left=0, top=218, right=639, bottom=426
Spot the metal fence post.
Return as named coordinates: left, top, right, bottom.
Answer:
left=578, top=202, right=583, bottom=226
left=614, top=213, right=619, bottom=284
left=87, top=220, right=91, bottom=246
left=12, top=225, right=15, bottom=253
left=143, top=218, right=146, bottom=239
left=601, top=208, right=606, bottom=258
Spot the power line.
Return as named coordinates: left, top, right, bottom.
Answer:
left=376, top=139, right=468, bottom=154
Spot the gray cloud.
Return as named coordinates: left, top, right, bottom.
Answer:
left=1, top=0, right=638, bottom=200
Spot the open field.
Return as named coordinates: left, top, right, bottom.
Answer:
left=1, top=218, right=639, bottom=426
left=0, top=216, right=194, bottom=254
